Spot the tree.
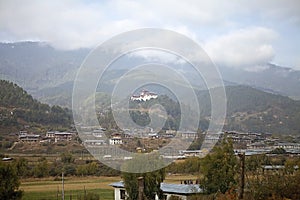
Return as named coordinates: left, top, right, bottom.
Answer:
left=14, top=158, right=29, bottom=178
left=76, top=162, right=99, bottom=176
left=122, top=153, right=166, bottom=200
left=0, top=162, right=23, bottom=200
left=245, top=157, right=300, bottom=199
left=33, top=157, right=49, bottom=178
left=61, top=152, right=75, bottom=163
left=200, top=137, right=237, bottom=194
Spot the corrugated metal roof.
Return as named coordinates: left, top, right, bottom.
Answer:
left=109, top=181, right=124, bottom=188
left=109, top=182, right=203, bottom=194
left=161, top=183, right=202, bottom=194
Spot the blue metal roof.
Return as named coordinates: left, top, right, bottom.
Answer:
left=109, top=181, right=124, bottom=188
left=109, top=181, right=203, bottom=194
left=161, top=183, right=202, bottom=194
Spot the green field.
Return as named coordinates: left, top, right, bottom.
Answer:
left=22, top=188, right=113, bottom=200
left=21, top=176, right=119, bottom=200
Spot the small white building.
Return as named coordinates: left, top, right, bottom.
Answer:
left=84, top=139, right=106, bottom=146
left=109, top=135, right=123, bottom=145
left=110, top=181, right=202, bottom=200
left=181, top=131, right=198, bottom=139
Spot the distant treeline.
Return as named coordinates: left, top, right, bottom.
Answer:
left=0, top=153, right=120, bottom=178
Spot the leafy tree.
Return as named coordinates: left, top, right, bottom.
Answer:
left=76, top=165, right=88, bottom=176
left=76, top=162, right=99, bottom=176
left=200, top=137, right=237, bottom=194
left=0, top=162, right=23, bottom=200
left=245, top=154, right=270, bottom=172
left=33, top=157, right=49, bottom=178
left=61, top=152, right=75, bottom=163
left=122, top=153, right=166, bottom=200
left=167, top=157, right=201, bottom=174
left=63, top=164, right=76, bottom=176
left=244, top=156, right=300, bottom=199
left=13, top=158, right=30, bottom=178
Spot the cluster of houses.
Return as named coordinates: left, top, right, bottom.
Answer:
left=18, top=130, right=74, bottom=143
left=225, top=131, right=300, bottom=155
left=80, top=126, right=300, bottom=160
left=81, top=127, right=200, bottom=147
left=82, top=127, right=124, bottom=147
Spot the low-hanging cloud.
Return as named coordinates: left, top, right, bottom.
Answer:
left=0, top=0, right=140, bottom=50
left=0, top=0, right=299, bottom=69
left=204, top=27, right=278, bottom=70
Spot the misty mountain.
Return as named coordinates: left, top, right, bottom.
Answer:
left=0, top=41, right=88, bottom=91
left=219, top=64, right=300, bottom=100
left=0, top=41, right=300, bottom=108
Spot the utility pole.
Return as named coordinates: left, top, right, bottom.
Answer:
left=238, top=152, right=245, bottom=200
left=57, top=186, right=59, bottom=200
left=62, top=172, right=65, bottom=200
left=138, top=177, right=144, bottom=200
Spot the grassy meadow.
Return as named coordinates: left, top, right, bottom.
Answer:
left=21, top=176, right=118, bottom=200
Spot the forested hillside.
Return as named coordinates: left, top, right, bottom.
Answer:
left=0, top=80, right=72, bottom=131
left=198, top=86, right=300, bottom=134
left=99, top=86, right=300, bottom=135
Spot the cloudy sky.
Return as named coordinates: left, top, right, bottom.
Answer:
left=0, top=0, right=299, bottom=70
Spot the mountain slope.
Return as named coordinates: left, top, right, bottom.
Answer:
left=0, top=80, right=72, bottom=132
left=197, top=85, right=300, bottom=134
left=94, top=85, right=300, bottom=135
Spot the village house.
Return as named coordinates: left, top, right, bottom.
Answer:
left=180, top=131, right=198, bottom=139
left=110, top=181, right=202, bottom=200
left=19, top=133, right=40, bottom=142
left=92, top=128, right=105, bottom=137
left=46, top=131, right=73, bottom=142
left=179, top=150, right=202, bottom=157
left=18, top=131, right=40, bottom=142
left=83, top=139, right=106, bottom=147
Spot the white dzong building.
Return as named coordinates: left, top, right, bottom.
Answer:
left=130, top=90, right=158, bottom=101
